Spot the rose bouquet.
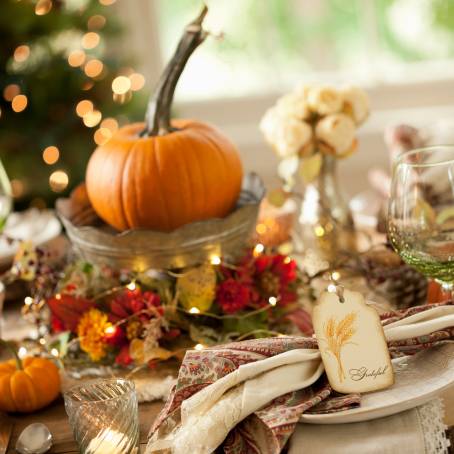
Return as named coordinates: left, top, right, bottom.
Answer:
left=260, top=84, right=369, bottom=188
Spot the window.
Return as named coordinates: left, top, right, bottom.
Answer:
left=155, top=0, right=454, bottom=101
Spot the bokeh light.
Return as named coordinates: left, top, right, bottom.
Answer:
left=129, top=73, right=145, bottom=91
left=84, top=59, right=104, bottom=78
left=82, top=81, right=94, bottom=91
left=68, top=50, right=86, bottom=67
left=12, top=94, right=28, bottom=112
left=3, top=84, right=20, bottom=102
left=99, top=0, right=116, bottom=5
left=49, top=170, right=69, bottom=192
left=83, top=110, right=102, bottom=127
left=76, top=99, right=94, bottom=117
left=87, top=15, right=106, bottom=30
left=94, top=127, right=113, bottom=145
left=35, top=0, right=52, bottom=15
left=11, top=179, right=25, bottom=198
left=112, top=76, right=131, bottom=95
left=100, top=117, right=118, bottom=132
left=14, top=45, right=30, bottom=63
left=82, top=32, right=100, bottom=50
left=42, top=146, right=60, bottom=165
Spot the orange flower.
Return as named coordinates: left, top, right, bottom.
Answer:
left=77, top=308, right=111, bottom=361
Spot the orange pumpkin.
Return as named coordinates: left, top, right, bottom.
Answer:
left=86, top=6, right=243, bottom=232
left=0, top=347, right=60, bottom=413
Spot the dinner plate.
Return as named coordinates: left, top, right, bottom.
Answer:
left=0, top=209, right=61, bottom=267
left=300, top=343, right=454, bottom=424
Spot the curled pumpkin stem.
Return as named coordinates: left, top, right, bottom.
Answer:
left=0, top=339, right=23, bottom=370
left=144, top=4, right=209, bottom=137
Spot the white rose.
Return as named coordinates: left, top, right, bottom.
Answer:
left=276, top=92, right=310, bottom=120
left=259, top=106, right=280, bottom=145
left=315, top=113, right=356, bottom=156
left=307, top=85, right=343, bottom=116
left=274, top=117, right=313, bottom=158
left=341, top=85, right=369, bottom=125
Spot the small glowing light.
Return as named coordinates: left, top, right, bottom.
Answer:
left=84, top=59, right=103, bottom=78
left=129, top=73, right=145, bottom=91
left=24, top=296, right=33, bottom=306
left=35, top=0, right=52, bottom=15
left=39, top=338, right=46, bottom=345
left=14, top=45, right=30, bottom=63
left=82, top=32, right=100, bottom=50
left=314, top=225, right=325, bottom=237
left=101, top=117, right=118, bottom=132
left=331, top=271, right=340, bottom=281
left=49, top=170, right=69, bottom=192
left=268, top=296, right=277, bottom=306
left=55, top=293, right=61, bottom=300
left=42, top=146, right=59, bottom=165
left=99, top=0, right=116, bottom=5
left=284, top=257, right=291, bottom=264
left=256, top=223, right=267, bottom=235
left=83, top=110, right=102, bottom=127
left=11, top=179, right=25, bottom=198
left=94, top=127, right=112, bottom=145
left=126, top=281, right=136, bottom=291
left=76, top=100, right=93, bottom=117
left=253, top=243, right=265, bottom=256
left=112, top=76, right=131, bottom=95
left=12, top=94, right=27, bottom=112
left=327, top=284, right=337, bottom=293
left=194, top=343, right=204, bottom=351
left=105, top=325, right=115, bottom=334
left=189, top=307, right=201, bottom=314
left=68, top=50, right=86, bottom=67
left=3, top=84, right=20, bottom=101
left=210, top=255, right=221, bottom=265
left=87, top=15, right=106, bottom=30
left=18, top=347, right=27, bottom=358
left=50, top=348, right=59, bottom=357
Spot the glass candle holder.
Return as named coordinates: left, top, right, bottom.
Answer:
left=64, top=378, right=140, bottom=454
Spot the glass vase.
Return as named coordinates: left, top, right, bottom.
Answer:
left=298, top=154, right=355, bottom=267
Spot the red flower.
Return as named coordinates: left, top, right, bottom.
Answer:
left=216, top=278, right=252, bottom=314
left=51, top=314, right=65, bottom=333
left=253, top=254, right=298, bottom=306
left=47, top=294, right=95, bottom=333
left=115, top=345, right=133, bottom=367
left=110, top=289, right=163, bottom=323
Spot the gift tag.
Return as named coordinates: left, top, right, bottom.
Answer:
left=313, top=287, right=393, bottom=394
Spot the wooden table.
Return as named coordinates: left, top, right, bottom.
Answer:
left=4, top=399, right=163, bottom=453
left=2, top=388, right=454, bottom=453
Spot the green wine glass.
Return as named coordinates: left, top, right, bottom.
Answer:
left=388, top=145, right=454, bottom=297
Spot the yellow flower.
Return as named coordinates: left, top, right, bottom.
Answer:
left=77, top=308, right=111, bottom=362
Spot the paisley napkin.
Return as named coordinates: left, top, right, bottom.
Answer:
left=146, top=302, right=454, bottom=454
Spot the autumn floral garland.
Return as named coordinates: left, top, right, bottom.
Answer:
left=9, top=244, right=312, bottom=369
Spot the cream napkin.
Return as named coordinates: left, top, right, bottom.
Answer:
left=147, top=304, right=454, bottom=454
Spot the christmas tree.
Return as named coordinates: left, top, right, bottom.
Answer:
left=0, top=0, right=146, bottom=209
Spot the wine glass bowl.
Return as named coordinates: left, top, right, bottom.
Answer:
left=388, top=146, right=454, bottom=290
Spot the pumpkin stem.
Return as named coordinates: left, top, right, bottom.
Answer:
left=144, top=4, right=208, bottom=136
left=0, top=339, right=23, bottom=370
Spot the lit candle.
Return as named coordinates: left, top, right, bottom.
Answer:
left=86, top=428, right=134, bottom=454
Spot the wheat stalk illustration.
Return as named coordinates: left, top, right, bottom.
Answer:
left=323, top=312, right=357, bottom=382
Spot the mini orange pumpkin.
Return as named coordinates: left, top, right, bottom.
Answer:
left=0, top=343, right=61, bottom=413
left=86, top=6, right=243, bottom=232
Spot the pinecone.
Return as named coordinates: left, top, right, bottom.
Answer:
left=362, top=248, right=428, bottom=309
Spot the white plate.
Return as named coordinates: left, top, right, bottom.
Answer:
left=300, top=343, right=454, bottom=424
left=0, top=209, right=61, bottom=267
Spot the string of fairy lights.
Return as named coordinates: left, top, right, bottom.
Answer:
left=2, top=0, right=146, bottom=200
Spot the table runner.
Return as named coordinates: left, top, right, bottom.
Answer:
left=146, top=302, right=454, bottom=454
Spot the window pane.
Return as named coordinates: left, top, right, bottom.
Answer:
left=157, top=0, right=454, bottom=100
